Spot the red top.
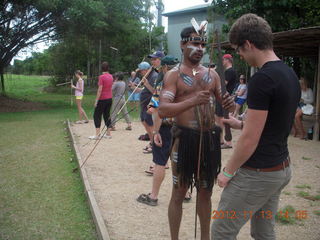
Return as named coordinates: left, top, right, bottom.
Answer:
left=98, top=73, right=113, bottom=100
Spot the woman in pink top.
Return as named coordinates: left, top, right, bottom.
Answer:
left=89, top=62, right=113, bottom=140
left=71, top=70, right=89, bottom=124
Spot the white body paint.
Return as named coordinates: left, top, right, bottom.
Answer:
left=187, top=45, right=206, bottom=58
left=163, top=90, right=175, bottom=101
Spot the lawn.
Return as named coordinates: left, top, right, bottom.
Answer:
left=0, top=74, right=140, bottom=240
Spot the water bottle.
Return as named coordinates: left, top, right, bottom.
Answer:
left=307, top=127, right=313, bottom=140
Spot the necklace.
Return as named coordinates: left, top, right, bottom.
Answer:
left=192, top=68, right=199, bottom=76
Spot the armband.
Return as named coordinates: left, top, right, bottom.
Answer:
left=222, top=167, right=235, bottom=178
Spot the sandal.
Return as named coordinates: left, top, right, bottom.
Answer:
left=126, top=126, right=132, bottom=131
left=143, top=146, right=152, bottom=154
left=145, top=165, right=154, bottom=175
left=137, top=193, right=158, bottom=206
left=143, top=143, right=152, bottom=151
left=138, top=133, right=150, bottom=141
left=184, top=192, right=192, bottom=202
left=221, top=143, right=232, bottom=149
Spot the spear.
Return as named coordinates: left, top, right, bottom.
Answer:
left=56, top=81, right=71, bottom=86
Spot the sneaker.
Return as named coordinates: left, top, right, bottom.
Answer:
left=137, top=193, right=158, bottom=206
left=75, top=120, right=83, bottom=124
left=104, top=135, right=112, bottom=139
left=125, top=126, right=132, bottom=131
left=88, top=135, right=101, bottom=140
left=83, top=120, right=89, bottom=124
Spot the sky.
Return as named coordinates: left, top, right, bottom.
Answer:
left=162, top=0, right=210, bottom=12
left=13, top=0, right=211, bottom=62
left=161, top=0, right=211, bottom=31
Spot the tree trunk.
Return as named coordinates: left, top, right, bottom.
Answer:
left=0, top=67, right=5, bottom=95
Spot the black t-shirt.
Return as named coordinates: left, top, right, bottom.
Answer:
left=244, top=60, right=300, bottom=168
left=225, top=67, right=237, bottom=94
left=140, top=69, right=158, bottom=107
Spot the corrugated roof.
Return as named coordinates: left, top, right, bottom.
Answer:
left=162, top=4, right=210, bottom=17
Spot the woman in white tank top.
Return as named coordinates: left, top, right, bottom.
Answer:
left=72, top=70, right=89, bottom=124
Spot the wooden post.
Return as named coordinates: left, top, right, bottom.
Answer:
left=313, top=44, right=320, bottom=141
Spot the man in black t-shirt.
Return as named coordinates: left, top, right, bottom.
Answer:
left=211, top=14, right=300, bottom=240
left=218, top=54, right=237, bottom=149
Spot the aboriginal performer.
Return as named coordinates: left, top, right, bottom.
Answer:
left=158, top=24, right=235, bottom=240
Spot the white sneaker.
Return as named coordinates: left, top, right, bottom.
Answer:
left=104, top=135, right=112, bottom=139
left=88, top=135, right=101, bottom=140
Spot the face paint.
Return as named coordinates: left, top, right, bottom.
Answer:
left=180, top=73, right=193, bottom=87
left=162, top=90, right=175, bottom=102
left=187, top=45, right=202, bottom=58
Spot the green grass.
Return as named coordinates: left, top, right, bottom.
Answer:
left=295, top=184, right=311, bottom=189
left=296, top=191, right=320, bottom=201
left=3, top=74, right=140, bottom=120
left=282, top=191, right=292, bottom=195
left=297, top=191, right=310, bottom=198
left=276, top=205, right=296, bottom=224
left=0, top=74, right=104, bottom=239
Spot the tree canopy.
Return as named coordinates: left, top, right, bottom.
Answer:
left=1, top=0, right=164, bottom=92
left=212, top=0, right=320, bottom=32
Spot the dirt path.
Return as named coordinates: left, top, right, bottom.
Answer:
left=71, top=121, right=320, bottom=240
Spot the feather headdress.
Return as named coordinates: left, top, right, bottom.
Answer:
left=191, top=17, right=208, bottom=36
left=182, top=18, right=208, bottom=42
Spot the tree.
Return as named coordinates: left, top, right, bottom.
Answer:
left=211, top=0, right=320, bottom=78
left=0, top=0, right=67, bottom=93
left=212, top=0, right=320, bottom=32
left=4, top=0, right=165, bottom=88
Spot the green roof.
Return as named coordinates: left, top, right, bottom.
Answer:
left=162, top=3, right=210, bottom=17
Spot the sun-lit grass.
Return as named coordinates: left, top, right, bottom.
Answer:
left=3, top=74, right=140, bottom=121
left=0, top=74, right=100, bottom=239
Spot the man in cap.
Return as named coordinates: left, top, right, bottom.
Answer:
left=159, top=26, right=234, bottom=239
left=136, top=61, right=158, bottom=147
left=148, top=50, right=165, bottom=72
left=137, top=55, right=179, bottom=206
left=136, top=51, right=164, bottom=152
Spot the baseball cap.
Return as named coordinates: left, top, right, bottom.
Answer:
left=161, top=55, right=179, bottom=66
left=138, top=61, right=151, bottom=70
left=148, top=51, right=165, bottom=59
left=223, top=54, right=233, bottom=59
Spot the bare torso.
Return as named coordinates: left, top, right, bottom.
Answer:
left=164, top=64, right=221, bottom=130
